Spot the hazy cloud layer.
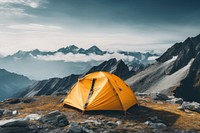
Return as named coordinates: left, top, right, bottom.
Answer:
left=35, top=52, right=135, bottom=62
left=7, top=23, right=61, bottom=31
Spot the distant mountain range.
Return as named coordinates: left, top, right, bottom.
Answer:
left=5, top=45, right=107, bottom=59
left=0, top=45, right=158, bottom=80
left=0, top=69, right=34, bottom=101
left=126, top=34, right=200, bottom=102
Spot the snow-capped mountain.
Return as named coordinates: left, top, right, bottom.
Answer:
left=0, top=45, right=158, bottom=80
left=126, top=34, right=200, bottom=102
left=0, top=69, right=34, bottom=101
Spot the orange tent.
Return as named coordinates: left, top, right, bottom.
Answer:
left=63, top=71, right=137, bottom=112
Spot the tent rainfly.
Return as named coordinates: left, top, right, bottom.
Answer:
left=63, top=71, right=137, bottom=112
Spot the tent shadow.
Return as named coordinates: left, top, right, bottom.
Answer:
left=73, top=105, right=181, bottom=126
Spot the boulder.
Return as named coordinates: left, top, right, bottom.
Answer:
left=0, top=127, right=32, bottom=133
left=67, top=123, right=83, bottom=133
left=39, top=110, right=69, bottom=127
left=179, top=102, right=200, bottom=113
left=1, top=120, right=29, bottom=127
left=0, top=119, right=33, bottom=133
left=151, top=93, right=170, bottom=101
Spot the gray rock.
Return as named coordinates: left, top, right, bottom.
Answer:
left=0, top=109, right=4, bottom=116
left=6, top=99, right=21, bottom=104
left=167, top=98, right=183, bottom=104
left=82, top=126, right=95, bottom=133
left=151, top=93, right=170, bottom=101
left=0, top=119, right=33, bottom=133
left=21, top=98, right=37, bottom=103
left=151, top=123, right=167, bottom=129
left=148, top=116, right=162, bottom=123
left=0, top=127, right=32, bottom=133
left=135, top=92, right=149, bottom=97
left=84, top=119, right=102, bottom=126
left=55, top=91, right=67, bottom=96
left=181, top=102, right=200, bottom=113
left=12, top=110, right=18, bottom=115
left=107, top=121, right=117, bottom=128
left=177, top=106, right=184, bottom=111
left=67, top=123, right=82, bottom=133
left=39, top=110, right=69, bottom=127
left=144, top=121, right=167, bottom=129
left=1, top=120, right=29, bottom=127
left=25, top=114, right=41, bottom=121
left=116, top=120, right=122, bottom=125
left=168, top=96, right=175, bottom=99
left=144, top=121, right=151, bottom=125
left=59, top=97, right=65, bottom=103
left=3, top=109, right=12, bottom=116
left=182, top=130, right=196, bottom=133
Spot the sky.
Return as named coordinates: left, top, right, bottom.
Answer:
left=0, top=0, right=200, bottom=56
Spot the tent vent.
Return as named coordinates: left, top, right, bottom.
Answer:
left=83, top=78, right=96, bottom=109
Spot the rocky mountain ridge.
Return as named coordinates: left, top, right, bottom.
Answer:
left=126, top=34, right=200, bottom=102
left=17, top=58, right=136, bottom=97
left=0, top=69, right=34, bottom=101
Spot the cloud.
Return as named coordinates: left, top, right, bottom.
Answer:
left=0, top=0, right=47, bottom=17
left=7, top=23, right=61, bottom=31
left=35, top=52, right=135, bottom=62
left=0, top=6, right=32, bottom=17
left=0, top=0, right=45, bottom=8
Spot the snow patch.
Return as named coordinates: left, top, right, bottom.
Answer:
left=145, top=58, right=194, bottom=93
left=148, top=56, right=159, bottom=61
left=164, top=56, right=178, bottom=64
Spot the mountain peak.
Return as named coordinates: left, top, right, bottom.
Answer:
left=57, top=45, right=79, bottom=54
left=86, top=45, right=105, bottom=55
left=88, top=45, right=100, bottom=50
left=68, top=45, right=79, bottom=49
left=29, top=49, right=41, bottom=56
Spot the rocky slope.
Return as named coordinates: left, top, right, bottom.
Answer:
left=126, top=34, right=200, bottom=102
left=0, top=95, right=200, bottom=132
left=17, top=58, right=136, bottom=97
left=0, top=69, right=34, bottom=101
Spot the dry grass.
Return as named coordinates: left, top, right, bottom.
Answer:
left=0, top=95, right=200, bottom=132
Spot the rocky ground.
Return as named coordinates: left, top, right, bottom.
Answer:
left=0, top=95, right=200, bottom=133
